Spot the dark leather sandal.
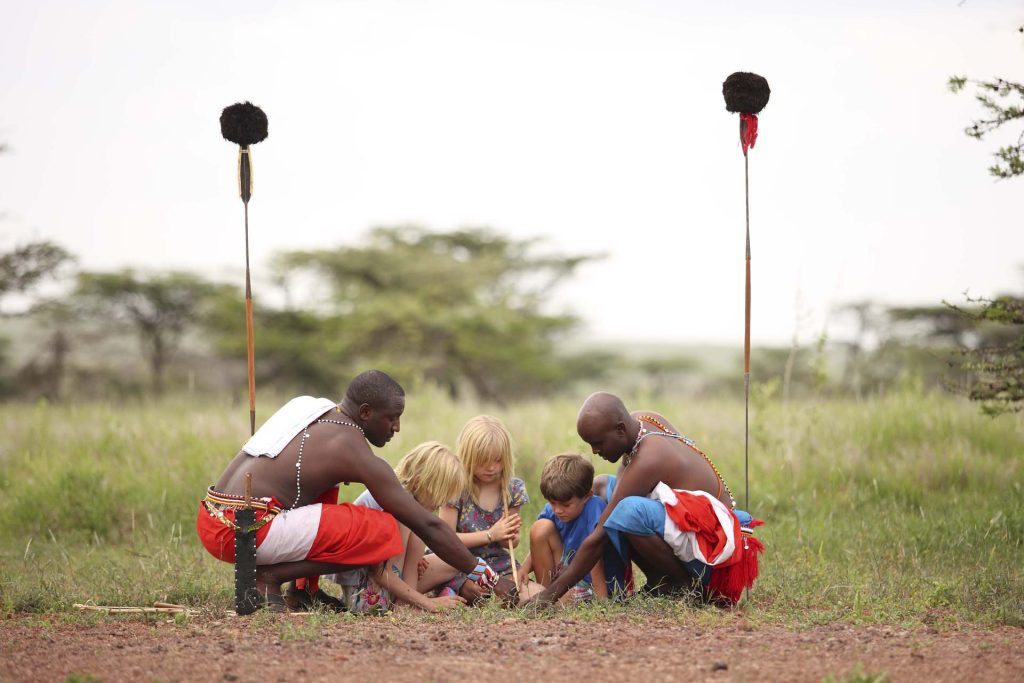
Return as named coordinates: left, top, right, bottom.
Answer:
left=262, top=591, right=289, bottom=613
left=284, top=583, right=347, bottom=613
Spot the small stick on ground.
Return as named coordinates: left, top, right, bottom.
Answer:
left=74, top=604, right=196, bottom=615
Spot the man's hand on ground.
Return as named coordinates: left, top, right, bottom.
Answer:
left=458, top=579, right=486, bottom=605
left=519, top=585, right=557, bottom=610
left=491, top=576, right=519, bottom=608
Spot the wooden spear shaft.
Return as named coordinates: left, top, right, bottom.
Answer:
left=501, top=486, right=520, bottom=589
left=240, top=147, right=256, bottom=437
left=743, top=149, right=751, bottom=513
left=245, top=201, right=256, bottom=437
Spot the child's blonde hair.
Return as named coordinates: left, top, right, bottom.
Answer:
left=456, top=415, right=514, bottom=505
left=394, top=441, right=465, bottom=510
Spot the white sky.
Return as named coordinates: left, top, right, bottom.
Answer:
left=1, top=0, right=1021, bottom=346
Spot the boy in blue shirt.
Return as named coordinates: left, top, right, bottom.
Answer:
left=519, top=453, right=628, bottom=602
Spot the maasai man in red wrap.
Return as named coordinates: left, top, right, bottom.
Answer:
left=198, top=370, right=514, bottom=611
left=526, top=392, right=763, bottom=607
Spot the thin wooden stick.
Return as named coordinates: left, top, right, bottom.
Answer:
left=501, top=486, right=520, bottom=589
left=74, top=604, right=195, bottom=614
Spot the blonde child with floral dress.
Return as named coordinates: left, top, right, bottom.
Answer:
left=419, top=416, right=530, bottom=600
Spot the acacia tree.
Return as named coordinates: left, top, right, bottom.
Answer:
left=75, top=270, right=221, bottom=394
left=949, top=75, right=1023, bottom=178
left=949, top=23, right=1024, bottom=180
left=256, top=226, right=607, bottom=402
left=948, top=295, right=1024, bottom=415
left=945, top=31, right=1024, bottom=413
left=0, top=240, right=74, bottom=396
left=0, top=241, right=73, bottom=304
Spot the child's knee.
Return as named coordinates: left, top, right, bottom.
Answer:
left=529, top=518, right=557, bottom=543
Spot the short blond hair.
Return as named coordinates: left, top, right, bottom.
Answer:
left=540, top=453, right=594, bottom=502
left=394, top=441, right=465, bottom=510
left=456, top=415, right=514, bottom=505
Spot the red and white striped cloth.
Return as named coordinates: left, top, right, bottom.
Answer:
left=650, top=482, right=764, bottom=604
left=196, top=487, right=403, bottom=568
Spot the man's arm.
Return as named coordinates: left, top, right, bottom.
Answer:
left=591, top=558, right=608, bottom=600
left=361, top=455, right=479, bottom=574
left=403, top=533, right=425, bottom=586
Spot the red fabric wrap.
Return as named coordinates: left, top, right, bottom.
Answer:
left=668, top=491, right=734, bottom=563
left=195, top=503, right=277, bottom=563
left=304, top=501, right=402, bottom=566
left=196, top=485, right=402, bottom=574
left=662, top=492, right=765, bottom=605
left=296, top=487, right=339, bottom=593
left=708, top=534, right=763, bottom=604
left=740, top=113, right=759, bottom=156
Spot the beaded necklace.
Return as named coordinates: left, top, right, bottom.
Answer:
left=291, top=414, right=364, bottom=510
left=624, top=415, right=736, bottom=509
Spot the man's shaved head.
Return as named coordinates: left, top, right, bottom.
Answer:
left=577, top=392, right=629, bottom=434
left=576, top=392, right=633, bottom=462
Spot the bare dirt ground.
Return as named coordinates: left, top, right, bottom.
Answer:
left=2, top=613, right=1022, bottom=683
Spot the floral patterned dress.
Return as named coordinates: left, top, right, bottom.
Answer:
left=442, top=477, right=528, bottom=591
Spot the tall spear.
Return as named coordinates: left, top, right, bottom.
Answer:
left=220, top=102, right=268, bottom=615
left=722, top=73, right=770, bottom=513
left=220, top=102, right=268, bottom=436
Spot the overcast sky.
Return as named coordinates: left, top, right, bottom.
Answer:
left=1, top=0, right=1021, bottom=346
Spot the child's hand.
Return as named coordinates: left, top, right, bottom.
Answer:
left=428, top=595, right=467, bottom=611
left=417, top=557, right=429, bottom=579
left=491, top=513, right=521, bottom=543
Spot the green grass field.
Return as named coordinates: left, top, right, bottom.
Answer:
left=0, top=388, right=1021, bottom=627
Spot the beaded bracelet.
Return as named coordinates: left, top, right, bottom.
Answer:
left=466, top=557, right=500, bottom=590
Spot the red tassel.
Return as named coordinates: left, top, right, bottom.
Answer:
left=740, top=113, right=759, bottom=156
left=708, top=529, right=764, bottom=605
left=294, top=576, right=321, bottom=593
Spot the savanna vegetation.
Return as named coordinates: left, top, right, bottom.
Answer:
left=0, top=387, right=1020, bottom=627
left=1, top=222, right=1022, bottom=628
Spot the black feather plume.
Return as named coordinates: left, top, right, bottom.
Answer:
left=722, top=73, right=770, bottom=114
left=220, top=102, right=269, bottom=147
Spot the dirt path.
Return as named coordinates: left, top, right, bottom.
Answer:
left=2, top=614, right=1021, bottom=682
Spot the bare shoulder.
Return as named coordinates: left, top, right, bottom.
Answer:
left=593, top=473, right=609, bottom=500
left=633, top=409, right=679, bottom=433
left=305, top=421, right=377, bottom=481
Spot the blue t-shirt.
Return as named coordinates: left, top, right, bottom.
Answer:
left=537, top=495, right=627, bottom=594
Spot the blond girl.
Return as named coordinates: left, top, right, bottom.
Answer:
left=419, top=416, right=529, bottom=599
left=333, top=441, right=467, bottom=613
